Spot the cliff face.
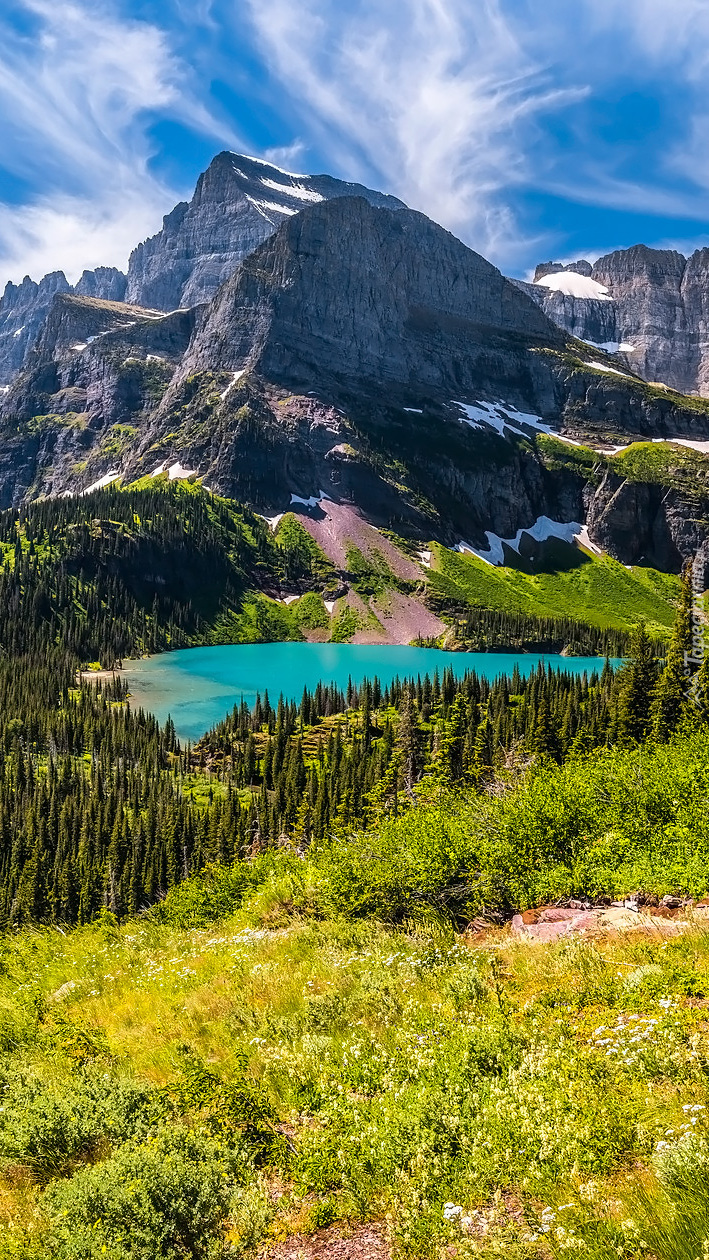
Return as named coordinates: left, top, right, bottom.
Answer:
left=3, top=191, right=709, bottom=583
left=0, top=293, right=193, bottom=505
left=124, top=152, right=407, bottom=312
left=175, top=197, right=562, bottom=396
left=523, top=245, right=709, bottom=396
left=0, top=267, right=126, bottom=388
left=0, top=272, right=71, bottom=387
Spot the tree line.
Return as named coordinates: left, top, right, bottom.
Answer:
left=0, top=482, right=701, bottom=925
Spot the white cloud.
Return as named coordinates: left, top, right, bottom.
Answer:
left=244, top=0, right=587, bottom=268
left=0, top=0, right=239, bottom=284
left=587, top=0, right=709, bottom=73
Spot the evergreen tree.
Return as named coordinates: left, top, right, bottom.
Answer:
left=617, top=622, right=658, bottom=744
left=653, top=567, right=694, bottom=739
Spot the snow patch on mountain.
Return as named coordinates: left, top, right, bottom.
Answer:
left=259, top=177, right=324, bottom=203
left=232, top=153, right=308, bottom=179
left=290, top=490, right=332, bottom=508
left=586, top=361, right=633, bottom=378
left=456, top=515, right=584, bottom=567
left=83, top=470, right=121, bottom=494
left=535, top=272, right=612, bottom=301
left=673, top=439, right=709, bottom=453
left=220, top=370, right=244, bottom=401
left=453, top=400, right=582, bottom=446
left=167, top=462, right=197, bottom=481
left=583, top=339, right=636, bottom=353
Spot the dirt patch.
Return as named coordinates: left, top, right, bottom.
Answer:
left=296, top=502, right=422, bottom=581
left=371, top=588, right=446, bottom=644
left=511, top=904, right=705, bottom=942
left=258, top=1223, right=391, bottom=1260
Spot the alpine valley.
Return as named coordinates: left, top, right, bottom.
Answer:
left=6, top=148, right=709, bottom=1260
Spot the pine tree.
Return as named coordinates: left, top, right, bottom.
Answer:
left=653, top=567, right=694, bottom=739
left=617, top=622, right=658, bottom=744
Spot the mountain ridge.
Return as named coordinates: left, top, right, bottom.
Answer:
left=4, top=166, right=709, bottom=591
left=523, top=243, right=709, bottom=395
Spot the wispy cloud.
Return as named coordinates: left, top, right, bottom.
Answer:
left=588, top=0, right=709, bottom=73
left=244, top=0, right=587, bottom=267
left=0, top=0, right=238, bottom=284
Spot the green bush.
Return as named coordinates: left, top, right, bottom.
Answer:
left=330, top=603, right=360, bottom=643
left=316, top=725, right=709, bottom=919
left=0, top=1070, right=166, bottom=1178
left=155, top=853, right=305, bottom=928
left=292, top=591, right=329, bottom=630
left=44, top=1126, right=238, bottom=1260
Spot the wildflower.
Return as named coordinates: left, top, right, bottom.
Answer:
left=443, top=1203, right=463, bottom=1220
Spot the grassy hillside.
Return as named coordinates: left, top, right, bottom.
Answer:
left=428, top=543, right=680, bottom=638
left=3, top=726, right=709, bottom=1258
left=0, top=480, right=675, bottom=663
left=609, top=441, right=709, bottom=503
left=0, top=481, right=316, bottom=662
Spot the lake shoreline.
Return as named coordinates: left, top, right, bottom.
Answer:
left=120, top=642, right=619, bottom=746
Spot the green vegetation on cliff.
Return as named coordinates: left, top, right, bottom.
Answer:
left=428, top=543, right=680, bottom=638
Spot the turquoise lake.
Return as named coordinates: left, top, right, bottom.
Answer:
left=123, top=643, right=616, bottom=745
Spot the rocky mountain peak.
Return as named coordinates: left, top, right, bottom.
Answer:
left=176, top=195, right=561, bottom=401
left=124, top=152, right=407, bottom=313
left=0, top=270, right=72, bottom=386
left=592, top=244, right=686, bottom=289
left=520, top=243, right=709, bottom=395
left=0, top=267, right=131, bottom=388
left=74, top=267, right=127, bottom=302
left=534, top=260, right=593, bottom=281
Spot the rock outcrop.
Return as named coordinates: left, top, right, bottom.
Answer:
left=522, top=245, right=709, bottom=396
left=174, top=196, right=562, bottom=397
left=0, top=271, right=71, bottom=387
left=124, top=152, right=407, bottom=312
left=0, top=267, right=127, bottom=388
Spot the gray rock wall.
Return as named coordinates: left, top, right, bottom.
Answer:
left=125, top=152, right=407, bottom=312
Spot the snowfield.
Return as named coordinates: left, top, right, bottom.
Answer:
left=455, top=515, right=586, bottom=567
left=83, top=471, right=121, bottom=495
left=259, top=176, right=324, bottom=203
left=453, top=400, right=582, bottom=446
left=290, top=490, right=331, bottom=508
left=586, top=360, right=632, bottom=378
left=535, top=271, right=612, bottom=301
left=583, top=339, right=636, bottom=353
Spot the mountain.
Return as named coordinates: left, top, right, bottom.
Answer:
left=519, top=246, right=709, bottom=396
left=4, top=183, right=709, bottom=604
left=0, top=153, right=401, bottom=392
left=0, top=267, right=126, bottom=388
left=173, top=195, right=560, bottom=391
left=1, top=193, right=707, bottom=581
left=124, top=151, right=407, bottom=311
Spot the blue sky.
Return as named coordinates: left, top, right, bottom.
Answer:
left=1, top=0, right=709, bottom=285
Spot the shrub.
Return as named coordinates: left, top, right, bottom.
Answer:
left=0, top=1070, right=166, bottom=1178
left=44, top=1126, right=237, bottom=1260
